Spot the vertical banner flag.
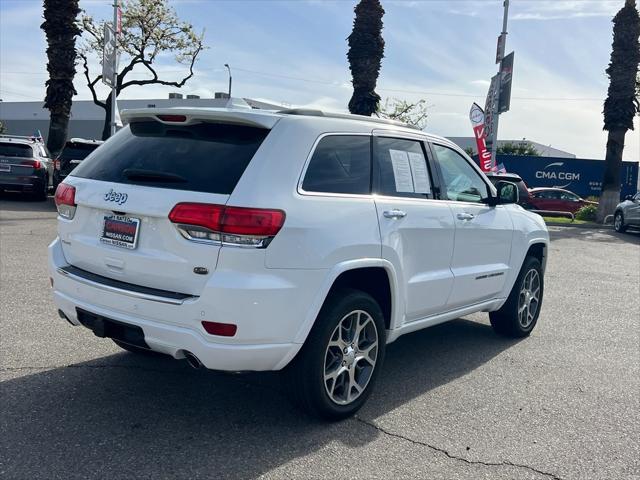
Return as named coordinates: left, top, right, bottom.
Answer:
left=116, top=3, right=122, bottom=33
left=102, top=24, right=116, bottom=86
left=495, top=33, right=506, bottom=64
left=484, top=74, right=499, bottom=155
left=469, top=103, right=492, bottom=172
left=498, top=52, right=514, bottom=114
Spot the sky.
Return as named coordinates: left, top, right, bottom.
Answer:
left=0, top=0, right=639, bottom=161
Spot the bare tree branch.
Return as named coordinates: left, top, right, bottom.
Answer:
left=78, top=0, right=207, bottom=139
left=80, top=53, right=106, bottom=109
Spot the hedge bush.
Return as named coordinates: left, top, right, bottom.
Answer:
left=575, top=204, right=597, bottom=222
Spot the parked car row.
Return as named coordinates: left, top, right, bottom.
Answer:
left=0, top=135, right=102, bottom=200
left=485, top=171, right=601, bottom=216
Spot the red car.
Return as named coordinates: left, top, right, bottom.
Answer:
left=528, top=188, right=597, bottom=214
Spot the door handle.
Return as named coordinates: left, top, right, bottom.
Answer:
left=457, top=212, right=475, bottom=221
left=383, top=209, right=407, bottom=219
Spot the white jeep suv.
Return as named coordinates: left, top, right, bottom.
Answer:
left=49, top=108, right=548, bottom=419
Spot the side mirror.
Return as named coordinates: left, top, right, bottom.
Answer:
left=487, top=180, right=519, bottom=206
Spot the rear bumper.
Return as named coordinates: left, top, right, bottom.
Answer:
left=48, top=237, right=327, bottom=371
left=0, top=174, right=44, bottom=190
left=52, top=289, right=298, bottom=371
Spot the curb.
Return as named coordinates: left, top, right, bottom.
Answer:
left=545, top=222, right=613, bottom=229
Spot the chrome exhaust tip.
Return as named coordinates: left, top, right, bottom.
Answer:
left=184, top=351, right=203, bottom=369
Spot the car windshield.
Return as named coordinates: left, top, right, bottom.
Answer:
left=0, top=142, right=33, bottom=158
left=59, top=143, right=99, bottom=161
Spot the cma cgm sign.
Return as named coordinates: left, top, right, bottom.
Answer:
left=494, top=155, right=638, bottom=198
left=535, top=162, right=580, bottom=187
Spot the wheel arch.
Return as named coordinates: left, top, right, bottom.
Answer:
left=526, top=241, right=547, bottom=273
left=292, top=259, right=400, bottom=345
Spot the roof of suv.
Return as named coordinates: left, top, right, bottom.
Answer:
left=67, top=138, right=104, bottom=145
left=120, top=107, right=459, bottom=149
left=0, top=135, right=43, bottom=146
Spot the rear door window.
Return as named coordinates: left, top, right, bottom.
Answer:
left=301, top=135, right=371, bottom=195
left=373, top=137, right=433, bottom=199
left=71, top=122, right=269, bottom=195
left=0, top=143, right=33, bottom=158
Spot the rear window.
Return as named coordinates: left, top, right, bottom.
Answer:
left=71, top=122, right=269, bottom=194
left=302, top=135, right=371, bottom=195
left=59, top=143, right=99, bottom=161
left=0, top=142, right=33, bottom=158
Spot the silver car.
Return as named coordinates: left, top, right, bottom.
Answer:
left=614, top=192, right=640, bottom=232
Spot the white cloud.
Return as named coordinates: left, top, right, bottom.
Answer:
left=511, top=0, right=619, bottom=21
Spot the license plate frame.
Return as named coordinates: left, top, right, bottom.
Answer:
left=100, top=214, right=140, bottom=250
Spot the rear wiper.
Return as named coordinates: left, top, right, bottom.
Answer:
left=123, top=168, right=187, bottom=183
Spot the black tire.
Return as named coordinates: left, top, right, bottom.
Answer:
left=282, top=288, right=386, bottom=420
left=52, top=172, right=61, bottom=192
left=614, top=211, right=627, bottom=233
left=490, top=256, right=543, bottom=338
left=112, top=339, right=164, bottom=356
left=34, top=176, right=48, bottom=201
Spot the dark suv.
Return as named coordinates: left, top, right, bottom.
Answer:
left=485, top=172, right=533, bottom=210
left=53, top=139, right=103, bottom=190
left=0, top=135, right=52, bottom=200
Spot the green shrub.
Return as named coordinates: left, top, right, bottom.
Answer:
left=575, top=204, right=597, bottom=221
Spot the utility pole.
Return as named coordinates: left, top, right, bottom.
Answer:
left=489, top=0, right=510, bottom=169
left=224, top=64, right=232, bottom=98
left=110, top=0, right=120, bottom=136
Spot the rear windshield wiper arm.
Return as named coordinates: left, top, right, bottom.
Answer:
left=123, top=168, right=187, bottom=183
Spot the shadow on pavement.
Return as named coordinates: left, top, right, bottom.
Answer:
left=0, top=319, right=518, bottom=479
left=0, top=190, right=56, bottom=213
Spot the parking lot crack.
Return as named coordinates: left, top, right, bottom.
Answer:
left=354, top=416, right=564, bottom=480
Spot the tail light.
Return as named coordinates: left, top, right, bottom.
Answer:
left=169, top=203, right=285, bottom=248
left=54, top=183, right=76, bottom=220
left=21, top=159, right=42, bottom=169
left=157, top=114, right=187, bottom=122
left=201, top=321, right=237, bottom=337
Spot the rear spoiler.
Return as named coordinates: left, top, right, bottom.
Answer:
left=120, top=108, right=282, bottom=130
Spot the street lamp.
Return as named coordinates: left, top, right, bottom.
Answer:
left=224, top=63, right=232, bottom=98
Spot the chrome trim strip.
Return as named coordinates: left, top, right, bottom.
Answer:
left=56, top=267, right=197, bottom=305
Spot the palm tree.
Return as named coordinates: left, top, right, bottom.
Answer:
left=347, top=0, right=385, bottom=116
left=41, top=0, right=81, bottom=158
left=597, top=0, right=640, bottom=223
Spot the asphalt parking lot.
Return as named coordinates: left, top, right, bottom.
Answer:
left=1, top=192, right=638, bottom=480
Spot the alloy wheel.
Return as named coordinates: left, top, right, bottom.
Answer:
left=323, top=310, right=379, bottom=405
left=518, top=269, right=540, bottom=329
left=615, top=213, right=623, bottom=231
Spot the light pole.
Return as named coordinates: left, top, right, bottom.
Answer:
left=489, top=0, right=510, bottom=170
left=110, top=0, right=120, bottom=137
left=224, top=63, right=232, bottom=98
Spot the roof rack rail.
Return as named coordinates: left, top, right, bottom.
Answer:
left=0, top=134, right=44, bottom=142
left=277, top=108, right=419, bottom=129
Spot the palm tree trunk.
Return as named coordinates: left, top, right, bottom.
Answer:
left=47, top=112, right=69, bottom=156
left=41, top=0, right=81, bottom=157
left=596, top=128, right=626, bottom=222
